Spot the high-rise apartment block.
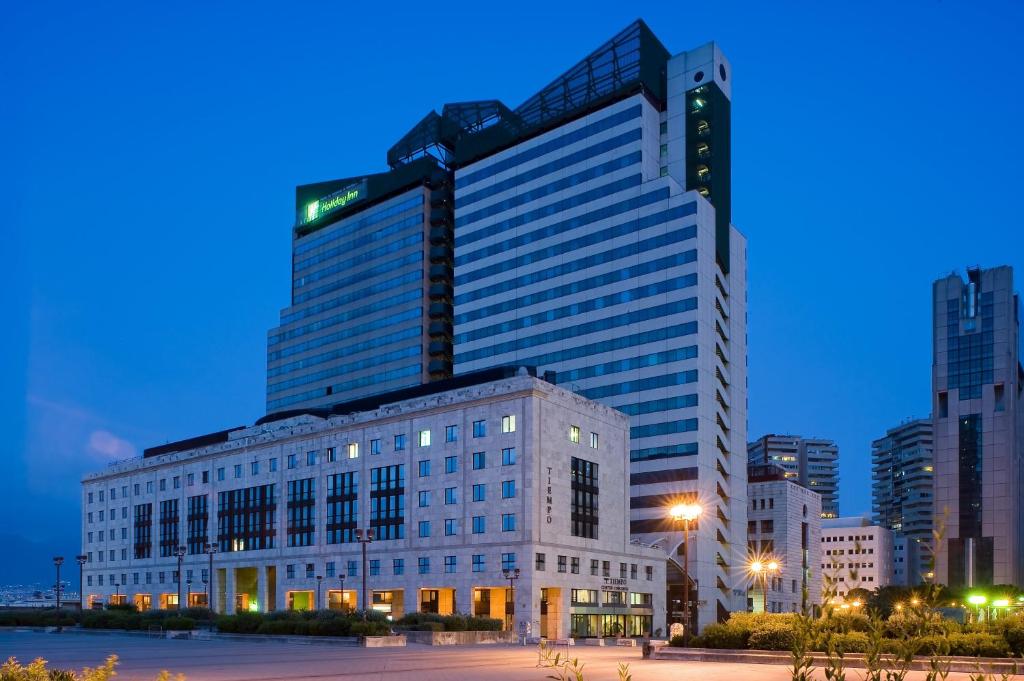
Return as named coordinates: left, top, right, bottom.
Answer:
left=265, top=21, right=748, bottom=628
left=746, top=465, right=822, bottom=614
left=932, top=266, right=1023, bottom=587
left=748, top=435, right=839, bottom=518
left=871, top=418, right=933, bottom=585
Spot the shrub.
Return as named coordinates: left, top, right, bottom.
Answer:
left=1, top=654, right=179, bottom=680
left=694, top=622, right=747, bottom=649
left=915, top=632, right=1009, bottom=658
left=394, top=612, right=501, bottom=632
left=813, top=611, right=871, bottom=636
left=215, top=612, right=262, bottom=633
left=163, top=616, right=194, bottom=631
left=105, top=603, right=137, bottom=613
left=1000, top=620, right=1024, bottom=657
left=747, top=621, right=796, bottom=651
left=669, top=634, right=686, bottom=647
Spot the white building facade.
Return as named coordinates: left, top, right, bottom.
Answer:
left=746, top=465, right=822, bottom=614
left=820, top=517, right=893, bottom=600
left=81, top=371, right=665, bottom=639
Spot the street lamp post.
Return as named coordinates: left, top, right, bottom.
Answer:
left=114, top=580, right=120, bottom=604
left=175, top=545, right=187, bottom=610
left=205, top=542, right=218, bottom=614
left=669, top=503, right=702, bottom=642
left=355, top=528, right=375, bottom=620
left=52, top=557, right=64, bottom=610
left=316, top=575, right=323, bottom=611
left=502, top=567, right=521, bottom=632
left=76, top=555, right=88, bottom=611
left=186, top=579, right=192, bottom=608
left=339, top=573, right=347, bottom=613
left=749, top=559, right=781, bottom=613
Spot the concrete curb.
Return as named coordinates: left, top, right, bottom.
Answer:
left=649, top=645, right=1022, bottom=674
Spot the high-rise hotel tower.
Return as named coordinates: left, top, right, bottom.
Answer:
left=932, top=266, right=1023, bottom=588
left=268, top=21, right=748, bottom=626
left=448, top=25, right=747, bottom=625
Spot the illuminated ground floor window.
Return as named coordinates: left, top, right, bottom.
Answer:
left=570, top=613, right=652, bottom=638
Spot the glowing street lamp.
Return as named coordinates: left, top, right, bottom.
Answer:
left=968, top=594, right=987, bottom=624
left=748, top=557, right=781, bottom=613
left=669, top=503, right=702, bottom=643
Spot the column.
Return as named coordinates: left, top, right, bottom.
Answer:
left=225, top=566, right=236, bottom=614
left=257, top=566, right=268, bottom=613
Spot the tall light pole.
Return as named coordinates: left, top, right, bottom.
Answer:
left=669, top=503, right=702, bottom=642
left=114, top=580, right=120, bottom=604
left=502, top=567, right=521, bottom=632
left=52, top=557, right=64, bottom=610
left=316, top=575, right=323, bottom=611
left=338, top=572, right=347, bottom=612
left=76, top=555, right=88, bottom=611
left=175, top=545, right=187, bottom=611
left=749, top=558, right=781, bottom=613
left=186, top=579, right=192, bottom=608
left=355, top=528, right=374, bottom=620
left=205, top=542, right=218, bottom=613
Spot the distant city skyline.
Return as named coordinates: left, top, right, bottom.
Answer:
left=4, top=0, right=1023, bottom=582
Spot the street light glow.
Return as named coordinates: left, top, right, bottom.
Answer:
left=968, top=594, right=987, bottom=606
left=669, top=503, right=702, bottom=522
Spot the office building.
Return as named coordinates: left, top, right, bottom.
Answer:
left=746, top=465, right=822, bottom=614
left=81, top=368, right=666, bottom=639
left=932, top=266, right=1024, bottom=587
left=748, top=435, right=839, bottom=518
left=871, top=417, right=933, bottom=585
left=820, top=517, right=893, bottom=600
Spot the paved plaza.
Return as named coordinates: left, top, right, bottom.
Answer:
left=0, top=631, right=991, bottom=680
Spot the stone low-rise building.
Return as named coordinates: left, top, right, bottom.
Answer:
left=81, top=368, right=666, bottom=639
left=821, top=516, right=893, bottom=600
left=746, top=465, right=822, bottom=614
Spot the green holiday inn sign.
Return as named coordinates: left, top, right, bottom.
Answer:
left=299, top=180, right=367, bottom=227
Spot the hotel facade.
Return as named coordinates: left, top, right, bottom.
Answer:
left=81, top=370, right=666, bottom=639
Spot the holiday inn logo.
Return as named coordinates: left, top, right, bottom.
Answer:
left=299, top=180, right=367, bottom=227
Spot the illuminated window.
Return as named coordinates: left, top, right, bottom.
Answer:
left=501, top=415, right=516, bottom=433
left=418, top=430, right=431, bottom=447
left=569, top=426, right=580, bottom=444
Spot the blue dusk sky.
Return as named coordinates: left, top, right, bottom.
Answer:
left=2, top=1, right=1021, bottom=582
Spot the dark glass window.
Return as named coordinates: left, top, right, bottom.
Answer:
left=287, top=478, right=316, bottom=547
left=571, top=457, right=599, bottom=539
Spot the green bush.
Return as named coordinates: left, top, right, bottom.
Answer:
left=215, top=612, right=263, bottom=633
left=694, top=622, right=748, bottom=649
left=747, top=621, right=796, bottom=651
left=1000, top=621, right=1024, bottom=657
left=394, top=612, right=501, bottom=632
left=669, top=634, right=686, bottom=647
left=814, top=611, right=871, bottom=636
left=163, top=616, right=194, bottom=631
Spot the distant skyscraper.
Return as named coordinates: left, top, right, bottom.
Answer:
left=871, top=418, right=933, bottom=585
left=748, top=435, right=839, bottom=518
left=932, top=266, right=1023, bottom=588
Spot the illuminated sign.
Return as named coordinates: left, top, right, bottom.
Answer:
left=299, top=180, right=367, bottom=227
